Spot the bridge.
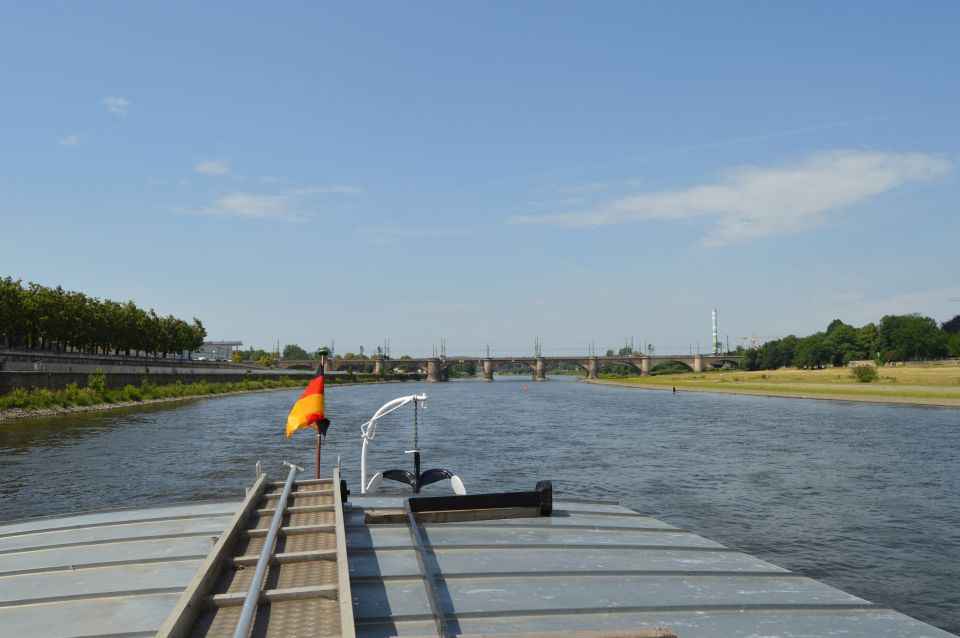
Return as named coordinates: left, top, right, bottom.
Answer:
left=275, top=353, right=741, bottom=382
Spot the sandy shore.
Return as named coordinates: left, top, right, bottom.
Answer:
left=588, top=378, right=960, bottom=408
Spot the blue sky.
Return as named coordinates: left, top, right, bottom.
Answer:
left=2, top=2, right=958, bottom=356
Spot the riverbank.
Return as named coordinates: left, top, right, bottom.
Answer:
left=0, top=374, right=421, bottom=421
left=590, top=365, right=960, bottom=408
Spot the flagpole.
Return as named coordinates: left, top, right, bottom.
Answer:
left=314, top=349, right=330, bottom=480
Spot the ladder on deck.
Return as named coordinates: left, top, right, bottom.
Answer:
left=157, top=464, right=355, bottom=638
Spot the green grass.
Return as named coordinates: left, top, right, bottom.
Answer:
left=0, top=371, right=423, bottom=414
left=0, top=375, right=309, bottom=412
left=595, top=365, right=960, bottom=404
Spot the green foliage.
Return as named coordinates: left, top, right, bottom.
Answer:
left=739, top=314, right=952, bottom=370
left=850, top=365, right=879, bottom=383
left=87, top=370, right=107, bottom=394
left=941, top=314, right=960, bottom=335
left=947, top=332, right=960, bottom=358
left=282, top=343, right=310, bottom=359
left=650, top=361, right=691, bottom=375
left=879, top=314, right=946, bottom=361
left=0, top=277, right=206, bottom=356
left=0, top=376, right=308, bottom=413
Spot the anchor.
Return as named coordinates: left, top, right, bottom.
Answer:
left=360, top=393, right=466, bottom=495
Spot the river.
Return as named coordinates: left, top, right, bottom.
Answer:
left=1, top=376, right=958, bottom=633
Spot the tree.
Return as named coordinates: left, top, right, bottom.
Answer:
left=948, top=333, right=960, bottom=358
left=282, top=344, right=310, bottom=359
left=824, top=322, right=863, bottom=365
left=857, top=322, right=880, bottom=360
left=793, top=334, right=832, bottom=369
left=879, top=314, right=946, bottom=361
left=942, top=314, right=960, bottom=335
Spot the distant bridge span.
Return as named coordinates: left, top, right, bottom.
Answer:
left=275, top=354, right=741, bottom=382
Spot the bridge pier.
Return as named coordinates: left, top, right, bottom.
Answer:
left=482, top=359, right=494, bottom=381
left=373, top=359, right=384, bottom=375
left=641, top=357, right=650, bottom=376
left=586, top=357, right=598, bottom=380
left=426, top=358, right=448, bottom=382
left=534, top=357, right=546, bottom=381
left=693, top=355, right=703, bottom=373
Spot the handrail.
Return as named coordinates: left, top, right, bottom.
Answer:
left=232, top=461, right=302, bottom=638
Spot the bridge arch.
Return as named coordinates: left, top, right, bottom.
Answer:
left=650, top=359, right=694, bottom=373
left=707, top=358, right=740, bottom=370
left=598, top=359, right=643, bottom=375
left=490, top=360, right=536, bottom=375
left=545, top=359, right=589, bottom=375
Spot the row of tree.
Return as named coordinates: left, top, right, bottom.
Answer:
left=739, top=314, right=960, bottom=370
left=0, top=277, right=207, bottom=357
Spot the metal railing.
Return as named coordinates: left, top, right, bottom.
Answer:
left=232, top=461, right=302, bottom=638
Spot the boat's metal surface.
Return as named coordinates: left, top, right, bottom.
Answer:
left=0, top=500, right=239, bottom=638
left=347, top=495, right=957, bottom=638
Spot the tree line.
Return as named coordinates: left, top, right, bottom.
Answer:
left=0, top=277, right=207, bottom=358
left=738, top=313, right=960, bottom=370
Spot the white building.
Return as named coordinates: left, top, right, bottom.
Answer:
left=194, top=340, right=242, bottom=361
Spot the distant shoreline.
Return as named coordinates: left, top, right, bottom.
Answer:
left=588, top=375, right=960, bottom=409
left=0, top=378, right=411, bottom=422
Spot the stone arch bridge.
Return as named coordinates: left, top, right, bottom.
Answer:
left=276, top=354, right=741, bottom=382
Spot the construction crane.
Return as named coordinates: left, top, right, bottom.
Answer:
left=741, top=334, right=768, bottom=348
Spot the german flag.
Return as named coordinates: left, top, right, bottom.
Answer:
left=285, top=374, right=325, bottom=438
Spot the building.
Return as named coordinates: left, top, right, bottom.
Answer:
left=194, top=340, right=242, bottom=361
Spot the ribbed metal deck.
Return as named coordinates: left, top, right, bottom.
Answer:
left=158, top=467, right=355, bottom=638
left=346, top=495, right=957, bottom=638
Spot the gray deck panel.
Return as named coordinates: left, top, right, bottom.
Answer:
left=349, top=546, right=788, bottom=579
left=0, top=501, right=240, bottom=638
left=438, top=513, right=678, bottom=530
left=0, top=515, right=232, bottom=554
left=0, top=500, right=238, bottom=538
left=0, top=536, right=217, bottom=575
left=346, top=509, right=676, bottom=531
left=420, top=525, right=723, bottom=549
left=0, top=559, right=202, bottom=605
left=348, top=496, right=958, bottom=637
left=0, top=591, right=183, bottom=637
left=364, top=573, right=869, bottom=619
left=347, top=524, right=719, bottom=550
left=352, top=578, right=433, bottom=621
left=447, top=608, right=957, bottom=638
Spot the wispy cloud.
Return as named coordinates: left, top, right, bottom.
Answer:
left=164, top=185, right=360, bottom=222
left=101, top=95, right=130, bottom=116
left=360, top=226, right=467, bottom=244
left=193, top=159, right=236, bottom=177
left=57, top=134, right=82, bottom=146
left=510, top=150, right=952, bottom=246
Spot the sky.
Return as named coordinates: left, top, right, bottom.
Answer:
left=1, top=2, right=958, bottom=357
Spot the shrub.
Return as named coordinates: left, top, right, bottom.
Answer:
left=87, top=370, right=107, bottom=395
left=1, top=388, right=30, bottom=409
left=850, top=365, right=879, bottom=383
left=123, top=384, right=143, bottom=401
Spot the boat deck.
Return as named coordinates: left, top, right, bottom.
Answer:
left=1, top=476, right=955, bottom=637
left=347, top=494, right=956, bottom=638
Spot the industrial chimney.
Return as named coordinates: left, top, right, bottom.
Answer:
left=712, top=309, right=719, bottom=355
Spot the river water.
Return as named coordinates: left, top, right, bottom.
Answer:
left=1, top=377, right=958, bottom=633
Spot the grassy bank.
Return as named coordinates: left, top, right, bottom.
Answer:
left=592, top=365, right=960, bottom=407
left=0, top=372, right=422, bottom=420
